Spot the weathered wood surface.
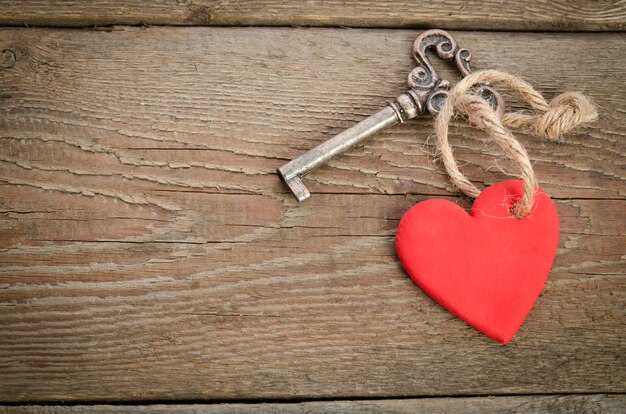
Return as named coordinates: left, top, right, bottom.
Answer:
left=0, top=27, right=624, bottom=403
left=0, top=0, right=625, bottom=31
left=2, top=394, right=625, bottom=413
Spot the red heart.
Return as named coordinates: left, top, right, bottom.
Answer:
left=396, top=180, right=559, bottom=343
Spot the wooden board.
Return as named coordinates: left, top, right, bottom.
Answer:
left=0, top=0, right=625, bottom=31
left=2, top=394, right=625, bottom=413
left=0, top=27, right=624, bottom=402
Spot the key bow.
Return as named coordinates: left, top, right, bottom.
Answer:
left=390, top=29, right=503, bottom=122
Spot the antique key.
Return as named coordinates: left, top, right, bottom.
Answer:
left=277, top=29, right=502, bottom=201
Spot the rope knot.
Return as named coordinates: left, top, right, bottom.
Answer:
left=533, top=92, right=598, bottom=140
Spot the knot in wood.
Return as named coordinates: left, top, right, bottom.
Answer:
left=1, top=49, right=16, bottom=69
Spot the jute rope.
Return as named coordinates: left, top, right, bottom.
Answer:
left=435, top=69, right=598, bottom=217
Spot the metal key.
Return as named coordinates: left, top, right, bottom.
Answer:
left=277, top=29, right=502, bottom=201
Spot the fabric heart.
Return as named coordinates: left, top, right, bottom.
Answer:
left=396, top=179, right=559, bottom=343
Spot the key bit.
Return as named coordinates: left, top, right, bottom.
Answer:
left=277, top=29, right=503, bottom=202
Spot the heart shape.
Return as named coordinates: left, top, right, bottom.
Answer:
left=396, top=180, right=559, bottom=343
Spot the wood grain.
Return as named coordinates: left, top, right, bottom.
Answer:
left=0, top=0, right=625, bottom=31
left=0, top=27, right=624, bottom=402
left=2, top=394, right=625, bottom=413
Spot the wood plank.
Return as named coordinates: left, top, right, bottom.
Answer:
left=2, top=394, right=625, bottom=413
left=0, top=0, right=625, bottom=31
left=0, top=27, right=624, bottom=402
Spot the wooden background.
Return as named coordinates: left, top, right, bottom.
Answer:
left=0, top=1, right=624, bottom=413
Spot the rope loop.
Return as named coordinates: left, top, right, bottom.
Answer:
left=435, top=69, right=597, bottom=217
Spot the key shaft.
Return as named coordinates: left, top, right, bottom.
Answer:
left=278, top=105, right=400, bottom=202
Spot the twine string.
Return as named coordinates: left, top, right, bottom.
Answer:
left=435, top=69, right=598, bottom=217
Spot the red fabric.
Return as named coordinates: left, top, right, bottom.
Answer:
left=395, top=180, right=559, bottom=343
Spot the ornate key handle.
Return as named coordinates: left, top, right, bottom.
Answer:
left=390, top=29, right=503, bottom=122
